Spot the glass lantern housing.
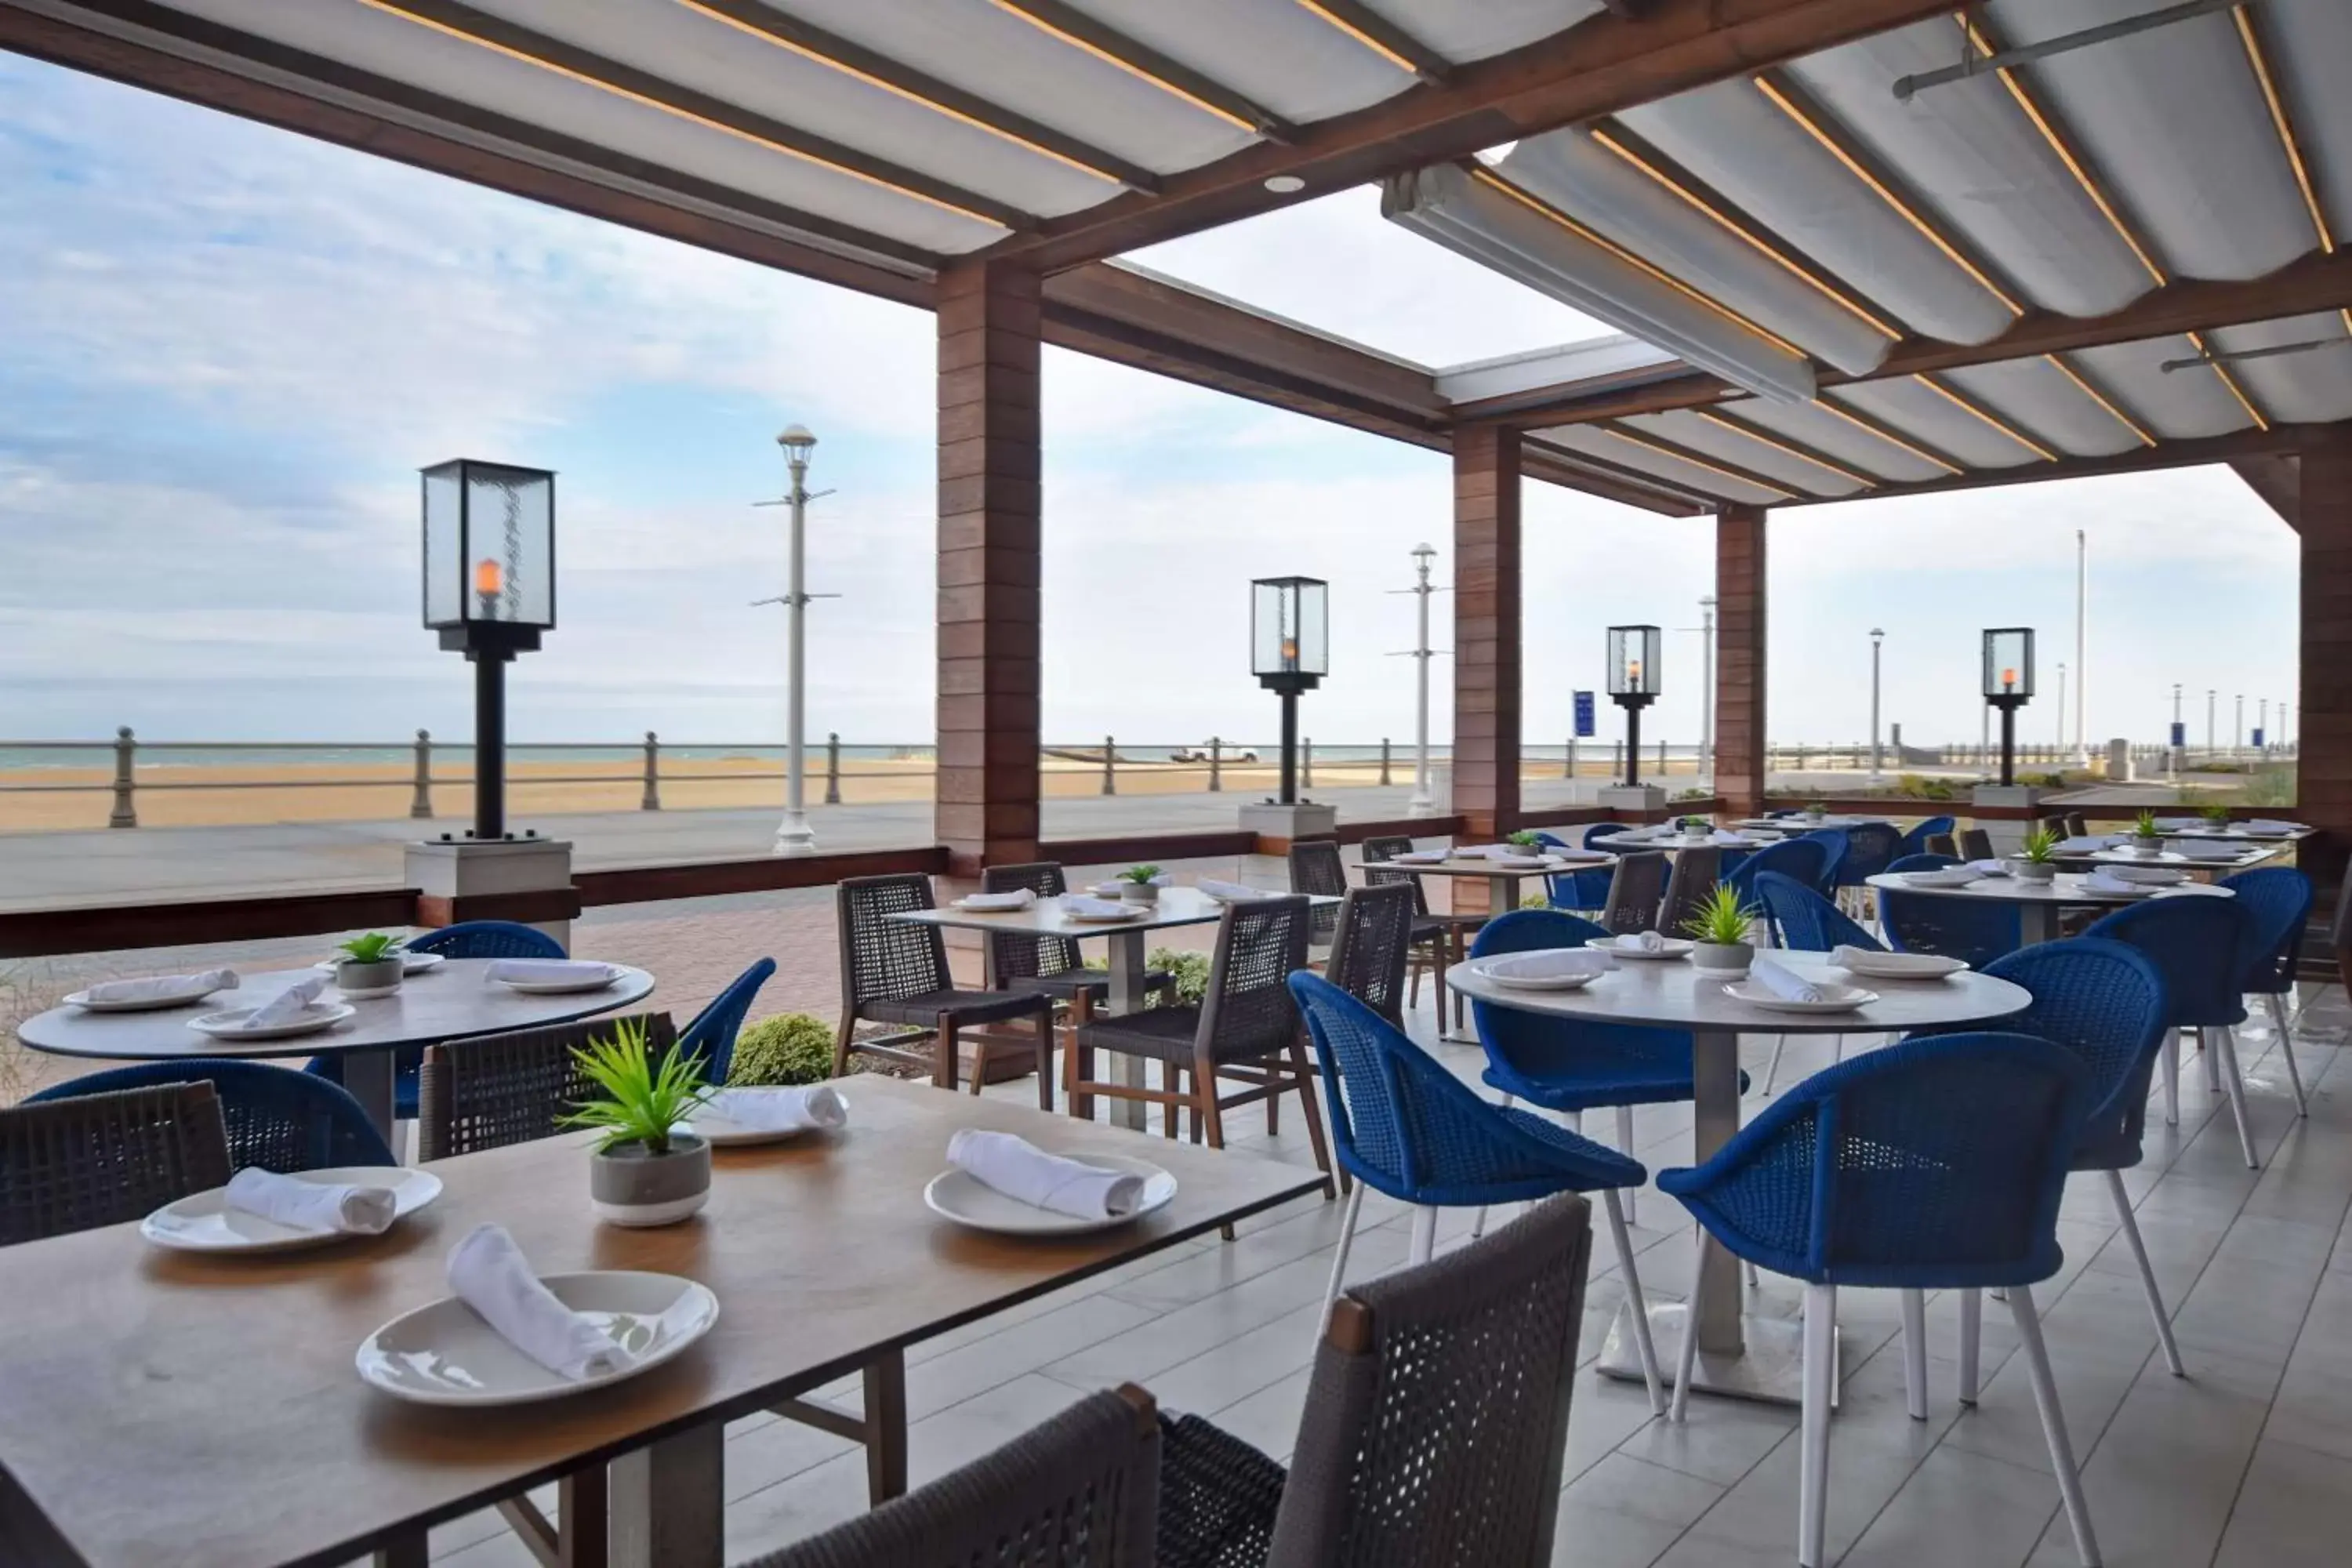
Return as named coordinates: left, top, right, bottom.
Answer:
left=1252, top=577, right=1328, bottom=686
left=1606, top=625, right=1662, bottom=700
left=423, top=459, right=555, bottom=637
left=1982, top=628, right=2034, bottom=702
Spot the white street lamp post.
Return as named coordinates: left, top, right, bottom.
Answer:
left=2073, top=529, right=2088, bottom=768
left=762, top=425, right=824, bottom=855
left=2055, top=662, right=2067, bottom=753
left=2207, top=689, right=2217, bottom=761
left=1868, top=627, right=1885, bottom=782
left=2235, top=693, right=2245, bottom=760
left=2170, top=683, right=2183, bottom=780
left=1393, top=543, right=1447, bottom=816
left=1700, top=596, right=1717, bottom=783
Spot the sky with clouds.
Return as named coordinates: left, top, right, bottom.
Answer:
left=0, top=54, right=2303, bottom=757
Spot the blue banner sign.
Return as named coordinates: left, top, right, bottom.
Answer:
left=1573, top=691, right=1596, bottom=738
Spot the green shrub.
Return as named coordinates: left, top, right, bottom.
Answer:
left=2241, top=764, right=2297, bottom=808
left=1085, top=946, right=1212, bottom=1004
left=726, top=1011, right=836, bottom=1087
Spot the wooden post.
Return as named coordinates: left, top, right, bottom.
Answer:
left=1715, top=504, right=1769, bottom=818
left=1302, top=736, right=1313, bottom=789
left=824, top=731, right=840, bottom=804
left=1380, top=737, right=1391, bottom=786
left=107, top=726, right=136, bottom=829
left=1207, top=735, right=1222, bottom=793
left=936, top=262, right=1042, bottom=877
left=2300, top=429, right=2352, bottom=893
left=1454, top=426, right=1522, bottom=909
left=641, top=731, right=660, bottom=811
left=408, top=729, right=433, bottom=819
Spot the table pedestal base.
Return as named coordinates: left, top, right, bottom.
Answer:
left=1595, top=1300, right=1841, bottom=1408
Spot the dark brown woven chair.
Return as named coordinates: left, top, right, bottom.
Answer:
left=1959, top=826, right=1994, bottom=861
left=1156, top=1194, right=1594, bottom=1568
left=1071, top=898, right=1333, bottom=1191
left=417, top=1012, right=676, bottom=1162
left=1287, top=840, right=1348, bottom=949
left=2064, top=811, right=2092, bottom=838
left=1925, top=832, right=1958, bottom=859
left=1600, top=850, right=1669, bottom=935
left=1362, top=834, right=1477, bottom=1029
left=1324, top=884, right=1414, bottom=1025
left=742, top=1386, right=1161, bottom=1568
left=1654, top=844, right=1722, bottom=942
left=981, top=862, right=1174, bottom=1017
left=1, top=1082, right=230, bottom=1247
left=836, top=874, right=1056, bottom=1108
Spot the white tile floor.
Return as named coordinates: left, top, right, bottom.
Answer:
left=426, top=982, right=2352, bottom=1568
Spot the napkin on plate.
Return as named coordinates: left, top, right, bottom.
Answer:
left=2246, top=820, right=2301, bottom=835
left=224, top=1167, right=396, bottom=1235
left=2079, top=870, right=2146, bottom=896
left=1747, top=958, right=1827, bottom=1003
left=2180, top=841, right=2241, bottom=861
left=1967, top=858, right=2011, bottom=876
left=1490, top=854, right=1549, bottom=869
left=1487, top=949, right=1615, bottom=983
left=482, top=960, right=613, bottom=986
left=1901, top=867, right=1981, bottom=887
left=956, top=889, right=1036, bottom=911
left=2103, top=864, right=2185, bottom=885
left=1394, top=850, right=1447, bottom=864
left=700, top=1085, right=848, bottom=1134
left=1708, top=831, right=1750, bottom=845
left=1196, top=879, right=1267, bottom=902
left=2056, top=835, right=2116, bottom=854
left=1831, top=946, right=1953, bottom=978
left=82, top=968, right=238, bottom=1005
left=1062, top=896, right=1138, bottom=920
left=448, top=1222, right=624, bottom=1381
left=246, top=975, right=327, bottom=1029
left=1621, top=931, right=1667, bottom=952
left=946, top=1129, right=1143, bottom=1221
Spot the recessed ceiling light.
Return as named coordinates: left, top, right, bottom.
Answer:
left=1263, top=174, right=1306, bottom=194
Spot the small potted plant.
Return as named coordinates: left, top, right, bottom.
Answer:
left=1803, top=800, right=1828, bottom=825
left=1116, top=864, right=1163, bottom=906
left=2201, top=802, right=2234, bottom=827
left=2130, top=809, right=2164, bottom=854
left=333, top=932, right=407, bottom=999
left=2009, top=825, right=2060, bottom=883
left=1507, top=829, right=1544, bottom=851
left=1684, top=885, right=1757, bottom=974
left=564, top=1017, right=713, bottom=1228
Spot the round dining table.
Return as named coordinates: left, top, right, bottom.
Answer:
left=1448, top=948, right=2029, bottom=1406
left=16, top=959, right=656, bottom=1139
left=1864, top=869, right=2230, bottom=946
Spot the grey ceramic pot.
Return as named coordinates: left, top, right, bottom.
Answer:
left=590, top=1135, right=711, bottom=1228
left=333, top=957, right=405, bottom=998
left=2009, top=858, right=2058, bottom=883
left=1119, top=882, right=1160, bottom=905
left=1691, top=941, right=1755, bottom=975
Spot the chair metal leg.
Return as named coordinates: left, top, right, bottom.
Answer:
left=2106, top=1170, right=2183, bottom=1377
left=2210, top=1026, right=2259, bottom=1169
left=1615, top=1103, right=1639, bottom=1224
left=2008, top=1285, right=2103, bottom=1568
left=1602, top=1189, right=1665, bottom=1416
left=1744, top=1259, right=1760, bottom=1290
left=1958, top=1288, right=1982, bottom=1406
left=1900, top=1287, right=1929, bottom=1420
left=1471, top=1094, right=1512, bottom=1239
left=2198, top=1025, right=2220, bottom=1092
left=2161, top=1033, right=2179, bottom=1127
left=1407, top=1203, right=1437, bottom=1265
left=1316, top=1184, right=1365, bottom=1343
left=1798, top=1282, right=1837, bottom=1568
left=2266, top=993, right=2309, bottom=1116
left=1671, top=1231, right=1704, bottom=1424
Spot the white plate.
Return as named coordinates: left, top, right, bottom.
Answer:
left=188, top=1002, right=357, bottom=1040
left=1548, top=849, right=1613, bottom=863
left=1065, top=907, right=1148, bottom=924
left=1834, top=953, right=1969, bottom=981
left=1722, top=981, right=1879, bottom=1014
left=924, top=1153, right=1176, bottom=1236
left=313, top=951, right=445, bottom=975
left=2103, top=866, right=2187, bottom=886
left=356, top=1271, right=719, bottom=1407
left=495, top=965, right=624, bottom=995
left=1586, top=937, right=1693, bottom=960
left=63, top=978, right=232, bottom=1012
left=949, top=898, right=1032, bottom=913
left=1900, top=872, right=1980, bottom=888
left=1392, top=851, right=1447, bottom=864
left=687, top=1095, right=848, bottom=1147
left=142, top=1167, right=443, bottom=1254
left=1480, top=956, right=1605, bottom=991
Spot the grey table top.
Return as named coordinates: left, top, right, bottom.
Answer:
left=1381, top=855, right=1579, bottom=877
left=16, top=959, right=657, bottom=1063
left=1446, top=949, right=2029, bottom=1037
left=1864, top=871, right=2234, bottom=906
left=887, top=885, right=1337, bottom=936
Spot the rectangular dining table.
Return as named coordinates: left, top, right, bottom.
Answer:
left=0, top=1076, right=1327, bottom=1568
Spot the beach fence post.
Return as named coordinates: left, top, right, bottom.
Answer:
left=825, top=733, right=841, bottom=804
left=1380, top=738, right=1391, bottom=786
left=107, top=726, right=136, bottom=829
left=1207, top=737, right=1222, bottom=793
left=1102, top=735, right=1116, bottom=795
left=410, top=731, right=434, bottom=819
left=1658, top=736, right=1668, bottom=775
left=1565, top=738, right=1574, bottom=779
left=1302, top=738, right=1313, bottom=789
left=641, top=731, right=661, bottom=811
left=1612, top=740, right=1623, bottom=779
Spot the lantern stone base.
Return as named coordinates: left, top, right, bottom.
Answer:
left=1597, top=784, right=1668, bottom=813
left=1240, top=800, right=1338, bottom=845
left=405, top=837, right=577, bottom=950
left=1970, top=785, right=2042, bottom=810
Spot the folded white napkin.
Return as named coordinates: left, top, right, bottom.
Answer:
left=246, top=975, right=327, bottom=1029
left=1708, top=831, right=1749, bottom=845
left=2246, top=820, right=2300, bottom=835
left=1967, top=858, right=2009, bottom=875
left=224, top=1167, right=396, bottom=1235
left=1487, top=949, right=1615, bottom=983
left=2056, top=836, right=2114, bottom=854
left=1196, top=879, right=1266, bottom=902
left=1901, top=868, right=1980, bottom=887
left=1062, top=895, right=1138, bottom=920
left=1747, top=958, right=1826, bottom=1004
left=1831, top=946, right=1954, bottom=978
left=946, top=1129, right=1142, bottom=1220
left=1449, top=844, right=1495, bottom=859
left=957, top=889, right=1036, bottom=910
left=1394, top=850, right=1447, bottom=864
left=1622, top=930, right=1666, bottom=952
left=482, top=960, right=612, bottom=986
left=1490, top=854, right=1549, bottom=869
left=83, top=968, right=238, bottom=1004
left=701, top=1085, right=848, bottom=1134
left=2103, top=864, right=2185, bottom=886
left=2080, top=870, right=2144, bottom=896
left=448, top=1223, right=623, bottom=1381
left=2180, top=841, right=2241, bottom=861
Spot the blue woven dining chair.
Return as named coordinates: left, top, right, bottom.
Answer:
left=1287, top=971, right=1669, bottom=1415
left=1748, top=873, right=1880, bottom=1095
left=1535, top=826, right=1626, bottom=916
left=1657, top=1034, right=2103, bottom=1568
left=2219, top=866, right=2312, bottom=1117
left=1898, top=816, right=1958, bottom=858
left=1468, top=910, right=1739, bottom=1226
left=1922, top=939, right=2183, bottom=1391
left=27, top=1059, right=395, bottom=1171
left=680, top=957, right=777, bottom=1085
left=1799, top=828, right=1849, bottom=897
left=2082, top=896, right=2259, bottom=1167
left=1832, top=822, right=1905, bottom=900
left=1724, top=837, right=1827, bottom=942
left=1878, top=857, right=2024, bottom=971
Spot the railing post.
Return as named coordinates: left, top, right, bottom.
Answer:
left=107, top=725, right=136, bottom=829
left=1657, top=736, right=1667, bottom=775
left=1380, top=737, right=1391, bottom=786
left=409, top=729, right=434, bottom=819
left=1567, top=737, right=1577, bottom=778
left=1102, top=735, right=1116, bottom=795
left=825, top=732, right=841, bottom=804
left=1612, top=739, right=1623, bottom=779
left=641, top=731, right=661, bottom=811
left=1207, top=735, right=1221, bottom=793
left=1302, top=736, right=1313, bottom=789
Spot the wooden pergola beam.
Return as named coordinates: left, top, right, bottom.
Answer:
left=980, top=0, right=1961, bottom=272
left=1771, top=425, right=2310, bottom=507
left=2232, top=453, right=2302, bottom=531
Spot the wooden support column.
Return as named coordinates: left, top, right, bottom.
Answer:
left=2299, top=429, right=2352, bottom=895
left=937, top=262, right=1042, bottom=878
left=1715, top=504, right=1769, bottom=818
left=1454, top=427, right=1522, bottom=910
